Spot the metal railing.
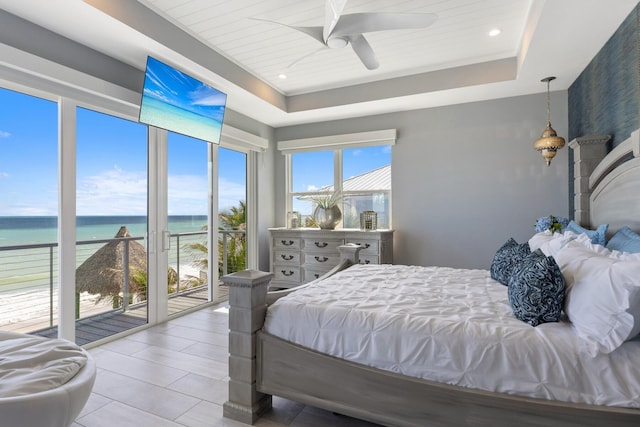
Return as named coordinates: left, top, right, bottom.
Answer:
left=0, top=229, right=245, bottom=334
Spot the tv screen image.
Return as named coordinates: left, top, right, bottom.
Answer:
left=139, top=56, right=227, bottom=144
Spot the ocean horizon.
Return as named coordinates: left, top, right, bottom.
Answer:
left=0, top=215, right=208, bottom=246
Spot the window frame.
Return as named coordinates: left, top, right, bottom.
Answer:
left=279, top=130, right=395, bottom=229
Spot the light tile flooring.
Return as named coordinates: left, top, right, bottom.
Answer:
left=72, top=302, right=380, bottom=427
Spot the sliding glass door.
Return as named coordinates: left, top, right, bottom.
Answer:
left=75, top=107, right=149, bottom=344
left=165, top=132, right=210, bottom=316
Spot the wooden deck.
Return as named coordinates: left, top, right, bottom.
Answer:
left=32, top=285, right=229, bottom=345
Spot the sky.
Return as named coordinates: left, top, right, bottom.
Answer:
left=0, top=85, right=390, bottom=219
left=0, top=87, right=245, bottom=217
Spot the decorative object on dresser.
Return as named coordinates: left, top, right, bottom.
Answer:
left=269, top=228, right=393, bottom=289
left=359, top=210, right=377, bottom=231
left=310, top=190, right=343, bottom=229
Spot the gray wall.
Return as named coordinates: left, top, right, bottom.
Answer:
left=275, top=92, right=569, bottom=269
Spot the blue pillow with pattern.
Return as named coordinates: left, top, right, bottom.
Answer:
left=508, top=250, right=565, bottom=327
left=490, top=238, right=531, bottom=285
left=565, top=220, right=608, bottom=246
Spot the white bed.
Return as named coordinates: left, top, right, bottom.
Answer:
left=222, top=130, right=640, bottom=427
left=263, top=263, right=640, bottom=408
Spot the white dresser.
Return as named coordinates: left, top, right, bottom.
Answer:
left=269, top=228, right=394, bottom=289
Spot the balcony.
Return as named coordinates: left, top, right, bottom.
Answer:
left=0, top=229, right=244, bottom=345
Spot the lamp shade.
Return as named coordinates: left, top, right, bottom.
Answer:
left=534, top=76, right=565, bottom=166
left=534, top=122, right=565, bottom=166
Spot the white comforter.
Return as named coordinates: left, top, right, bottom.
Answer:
left=263, top=264, right=640, bottom=408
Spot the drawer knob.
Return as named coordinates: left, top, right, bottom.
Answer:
left=314, top=273, right=320, bottom=279
left=281, top=254, right=294, bottom=261
left=315, top=256, right=328, bottom=263
left=354, top=242, right=371, bottom=249
left=281, top=240, right=295, bottom=246
left=281, top=270, right=294, bottom=277
left=314, top=242, right=328, bottom=248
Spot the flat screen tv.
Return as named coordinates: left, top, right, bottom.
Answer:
left=138, top=56, right=227, bottom=144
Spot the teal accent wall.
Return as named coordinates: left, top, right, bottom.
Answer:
left=568, top=4, right=639, bottom=147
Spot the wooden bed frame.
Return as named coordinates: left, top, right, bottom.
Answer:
left=221, top=131, right=640, bottom=427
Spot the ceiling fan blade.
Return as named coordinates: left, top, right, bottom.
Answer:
left=323, top=0, right=348, bottom=42
left=332, top=12, right=437, bottom=37
left=347, top=34, right=379, bottom=70
left=251, top=18, right=325, bottom=45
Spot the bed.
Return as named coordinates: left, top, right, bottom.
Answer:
left=221, top=130, right=640, bottom=426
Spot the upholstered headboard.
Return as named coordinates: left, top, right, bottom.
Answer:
left=570, top=130, right=640, bottom=237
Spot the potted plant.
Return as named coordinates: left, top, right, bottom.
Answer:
left=310, top=190, right=342, bottom=229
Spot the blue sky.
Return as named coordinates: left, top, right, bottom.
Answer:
left=0, top=85, right=389, bottom=218
left=0, top=87, right=244, bottom=216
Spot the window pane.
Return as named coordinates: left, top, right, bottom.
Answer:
left=342, top=146, right=391, bottom=229
left=292, top=151, right=334, bottom=224
left=292, top=151, right=333, bottom=193
left=75, top=107, right=148, bottom=345
left=218, top=147, right=247, bottom=279
left=167, top=132, right=210, bottom=315
left=0, top=87, right=58, bottom=334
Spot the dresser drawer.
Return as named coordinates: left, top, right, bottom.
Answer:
left=345, top=238, right=378, bottom=254
left=358, top=255, right=379, bottom=265
left=273, top=266, right=301, bottom=283
left=274, top=250, right=301, bottom=265
left=274, top=236, right=301, bottom=250
left=302, top=252, right=341, bottom=268
left=303, top=238, right=343, bottom=253
left=302, top=266, right=335, bottom=283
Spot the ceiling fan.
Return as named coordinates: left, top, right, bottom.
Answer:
left=256, top=0, right=438, bottom=70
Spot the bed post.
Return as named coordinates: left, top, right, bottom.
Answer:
left=221, top=270, right=273, bottom=424
left=568, top=134, right=610, bottom=226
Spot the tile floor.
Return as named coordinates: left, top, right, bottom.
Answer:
left=72, top=302, right=380, bottom=427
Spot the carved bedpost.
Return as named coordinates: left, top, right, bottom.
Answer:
left=338, top=243, right=363, bottom=265
left=569, top=135, right=610, bottom=226
left=221, top=270, right=273, bottom=424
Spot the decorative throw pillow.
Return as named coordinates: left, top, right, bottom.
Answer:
left=490, top=238, right=531, bottom=285
left=606, top=226, right=640, bottom=254
left=552, top=239, right=640, bottom=354
left=507, top=250, right=565, bottom=327
left=565, top=220, right=608, bottom=246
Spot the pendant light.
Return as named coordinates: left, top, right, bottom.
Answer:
left=534, top=76, right=565, bottom=166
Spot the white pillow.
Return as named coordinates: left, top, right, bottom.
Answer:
left=573, top=232, right=640, bottom=262
left=536, top=230, right=578, bottom=258
left=553, top=239, right=640, bottom=355
left=528, top=230, right=553, bottom=252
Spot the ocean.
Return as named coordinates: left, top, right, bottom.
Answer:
left=0, top=215, right=210, bottom=287
left=0, top=215, right=208, bottom=246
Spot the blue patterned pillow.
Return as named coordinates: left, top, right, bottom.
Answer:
left=490, top=238, right=531, bottom=285
left=606, top=226, right=640, bottom=253
left=565, top=220, right=608, bottom=246
left=508, top=250, right=565, bottom=327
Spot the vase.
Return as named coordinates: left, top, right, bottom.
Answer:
left=313, top=205, right=342, bottom=230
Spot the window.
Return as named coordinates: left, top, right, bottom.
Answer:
left=280, top=130, right=395, bottom=229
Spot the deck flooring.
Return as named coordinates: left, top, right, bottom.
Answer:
left=32, top=285, right=228, bottom=345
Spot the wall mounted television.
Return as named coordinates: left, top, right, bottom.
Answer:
left=138, top=56, right=227, bottom=144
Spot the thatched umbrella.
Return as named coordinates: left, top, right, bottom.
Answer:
left=76, top=226, right=147, bottom=302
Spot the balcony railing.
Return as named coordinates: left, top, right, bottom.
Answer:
left=0, top=229, right=245, bottom=335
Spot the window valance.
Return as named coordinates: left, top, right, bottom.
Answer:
left=277, top=129, right=396, bottom=155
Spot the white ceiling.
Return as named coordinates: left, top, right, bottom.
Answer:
left=0, top=0, right=638, bottom=127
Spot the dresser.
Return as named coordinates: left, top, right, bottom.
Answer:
left=268, top=228, right=394, bottom=289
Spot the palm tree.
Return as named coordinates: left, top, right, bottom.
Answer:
left=184, top=200, right=248, bottom=281
left=218, top=201, right=247, bottom=274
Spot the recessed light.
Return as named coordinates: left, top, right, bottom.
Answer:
left=278, top=73, right=287, bottom=79
left=488, top=28, right=501, bottom=37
